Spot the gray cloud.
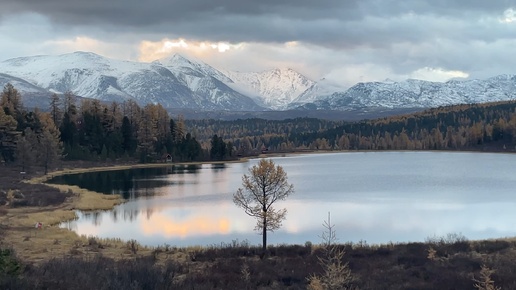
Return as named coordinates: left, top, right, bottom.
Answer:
left=1, top=0, right=515, bottom=85
left=2, top=0, right=513, bottom=47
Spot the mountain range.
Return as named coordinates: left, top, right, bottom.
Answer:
left=0, top=51, right=515, bottom=115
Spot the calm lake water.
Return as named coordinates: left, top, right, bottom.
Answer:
left=52, top=152, right=516, bottom=247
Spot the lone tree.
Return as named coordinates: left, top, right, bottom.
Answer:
left=233, top=159, right=294, bottom=254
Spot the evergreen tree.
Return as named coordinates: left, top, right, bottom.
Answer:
left=60, top=112, right=78, bottom=148
left=137, top=110, right=155, bottom=163
left=0, top=107, right=19, bottom=162
left=80, top=111, right=104, bottom=154
left=0, top=83, right=23, bottom=120
left=121, top=116, right=136, bottom=155
left=15, top=128, right=37, bottom=172
left=210, top=134, right=227, bottom=160
left=49, top=93, right=62, bottom=127
left=184, top=133, right=201, bottom=161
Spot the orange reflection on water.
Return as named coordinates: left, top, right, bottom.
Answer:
left=140, top=213, right=231, bottom=238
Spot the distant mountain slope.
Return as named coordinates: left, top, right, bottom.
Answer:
left=0, top=73, right=55, bottom=109
left=308, top=76, right=516, bottom=110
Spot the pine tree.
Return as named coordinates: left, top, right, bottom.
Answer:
left=0, top=106, right=19, bottom=162
left=15, top=128, right=37, bottom=172
left=1, top=83, right=23, bottom=119
left=49, top=93, right=62, bottom=127
left=121, top=116, right=136, bottom=155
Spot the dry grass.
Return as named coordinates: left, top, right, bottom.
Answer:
left=3, top=208, right=76, bottom=228
left=0, top=165, right=134, bottom=264
left=1, top=161, right=233, bottom=265
left=0, top=225, right=162, bottom=264
left=2, top=227, right=83, bottom=263
left=46, top=184, right=121, bottom=211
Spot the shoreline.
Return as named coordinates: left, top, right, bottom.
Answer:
left=1, top=158, right=254, bottom=263
left=3, top=149, right=516, bottom=263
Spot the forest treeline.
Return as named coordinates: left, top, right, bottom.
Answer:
left=186, top=101, right=516, bottom=153
left=3, top=82, right=516, bottom=172
left=0, top=84, right=234, bottom=173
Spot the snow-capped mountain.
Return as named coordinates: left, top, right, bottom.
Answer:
left=154, top=54, right=261, bottom=110
left=224, top=68, right=315, bottom=110
left=0, top=52, right=264, bottom=111
left=307, top=76, right=516, bottom=111
left=1, top=51, right=516, bottom=114
left=157, top=54, right=233, bottom=84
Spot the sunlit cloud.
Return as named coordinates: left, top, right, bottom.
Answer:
left=500, top=8, right=516, bottom=23
left=138, top=38, right=244, bottom=62
left=42, top=36, right=134, bottom=60
left=136, top=38, right=330, bottom=79
left=285, top=41, right=299, bottom=48
left=409, top=67, right=469, bottom=82
left=161, top=39, right=189, bottom=50
left=45, top=36, right=102, bottom=51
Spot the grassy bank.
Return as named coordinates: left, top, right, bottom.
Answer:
left=0, top=159, right=253, bottom=265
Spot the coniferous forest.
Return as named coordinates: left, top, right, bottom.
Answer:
left=0, top=84, right=235, bottom=170
left=187, top=101, right=516, bottom=154
left=3, top=82, right=516, bottom=171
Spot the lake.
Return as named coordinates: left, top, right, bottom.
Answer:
left=52, top=152, right=516, bottom=247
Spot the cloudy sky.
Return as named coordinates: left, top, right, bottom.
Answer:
left=1, top=0, right=515, bottom=88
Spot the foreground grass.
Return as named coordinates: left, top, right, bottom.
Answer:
left=3, top=235, right=516, bottom=289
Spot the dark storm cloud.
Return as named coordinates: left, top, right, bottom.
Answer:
left=2, top=0, right=359, bottom=25
left=2, top=0, right=514, bottom=47
left=2, top=0, right=516, bottom=84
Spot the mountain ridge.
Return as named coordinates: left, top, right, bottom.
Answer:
left=0, top=51, right=515, bottom=114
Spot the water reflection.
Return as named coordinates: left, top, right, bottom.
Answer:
left=49, top=165, right=203, bottom=199
left=58, top=152, right=516, bottom=247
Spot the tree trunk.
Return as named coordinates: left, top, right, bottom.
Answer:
left=262, top=212, right=267, bottom=255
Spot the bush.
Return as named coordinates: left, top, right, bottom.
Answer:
left=472, top=240, right=511, bottom=254
left=0, top=248, right=23, bottom=282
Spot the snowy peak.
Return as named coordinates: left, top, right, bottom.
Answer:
left=155, top=53, right=196, bottom=70
left=150, top=54, right=261, bottom=110
left=0, top=52, right=155, bottom=102
left=0, top=52, right=264, bottom=111
left=156, top=53, right=233, bottom=83
left=0, top=51, right=319, bottom=111
left=165, top=53, right=196, bottom=67
left=3, top=51, right=515, bottom=113
left=224, top=68, right=316, bottom=110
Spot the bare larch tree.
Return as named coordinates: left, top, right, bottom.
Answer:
left=233, top=159, right=294, bottom=254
